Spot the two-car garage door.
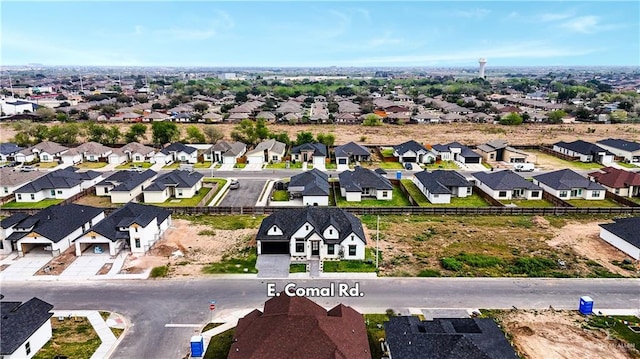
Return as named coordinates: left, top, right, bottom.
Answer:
left=260, top=241, right=290, bottom=254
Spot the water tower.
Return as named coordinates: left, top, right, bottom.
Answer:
left=478, top=58, right=487, bottom=79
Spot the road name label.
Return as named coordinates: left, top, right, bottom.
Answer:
left=266, top=282, right=364, bottom=297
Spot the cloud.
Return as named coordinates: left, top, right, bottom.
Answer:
left=559, top=15, right=599, bottom=33
left=539, top=13, right=573, bottom=22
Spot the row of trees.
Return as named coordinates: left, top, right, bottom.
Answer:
left=229, top=119, right=335, bottom=148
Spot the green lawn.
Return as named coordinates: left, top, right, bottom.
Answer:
left=617, top=162, right=639, bottom=168
left=265, top=161, right=310, bottom=169
left=33, top=317, right=101, bottom=359
left=423, top=160, right=460, bottom=170
left=271, top=190, right=289, bottom=201
left=290, top=263, right=307, bottom=273
left=586, top=315, right=640, bottom=352
left=162, top=162, right=181, bottom=169
left=374, top=161, right=403, bottom=170
left=194, top=161, right=213, bottom=169
left=566, top=198, right=621, bottom=207
left=202, top=247, right=258, bottom=274
left=203, top=328, right=235, bottom=359
left=325, top=162, right=337, bottom=169
left=380, top=148, right=395, bottom=157
left=365, top=313, right=391, bottom=359
left=115, top=161, right=153, bottom=169
left=482, top=162, right=493, bottom=169
left=501, top=199, right=554, bottom=207
left=76, top=161, right=108, bottom=169
left=400, top=179, right=431, bottom=206
left=203, top=178, right=227, bottom=205
left=234, top=163, right=246, bottom=168
left=336, top=185, right=411, bottom=207
left=35, top=162, right=59, bottom=168
left=1, top=199, right=64, bottom=209
left=323, top=248, right=379, bottom=273
left=153, top=187, right=211, bottom=207
left=629, top=197, right=640, bottom=205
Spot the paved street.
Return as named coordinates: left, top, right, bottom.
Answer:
left=1, top=278, right=638, bottom=359
left=218, top=179, right=267, bottom=207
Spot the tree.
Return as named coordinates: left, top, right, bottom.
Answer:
left=56, top=112, right=69, bottom=122
left=185, top=125, right=205, bottom=143
left=152, top=121, right=180, bottom=145
left=575, top=107, right=594, bottom=121
left=269, top=132, right=291, bottom=146
left=151, top=102, right=164, bottom=110
left=30, top=124, right=50, bottom=142
left=255, top=119, right=270, bottom=141
left=316, top=133, right=335, bottom=147
left=203, top=126, right=223, bottom=143
left=547, top=110, right=567, bottom=124
left=47, top=123, right=80, bottom=144
left=230, top=119, right=271, bottom=146
left=235, top=90, right=248, bottom=103
left=499, top=112, right=524, bottom=125
left=55, top=94, right=68, bottom=101
left=327, top=102, right=339, bottom=113
left=362, top=114, right=382, bottom=126
left=104, top=126, right=122, bottom=145
left=193, top=102, right=209, bottom=113
left=35, top=107, right=56, bottom=121
left=125, top=123, right=147, bottom=143
left=295, top=131, right=315, bottom=146
left=87, top=122, right=109, bottom=143
left=13, top=132, right=32, bottom=147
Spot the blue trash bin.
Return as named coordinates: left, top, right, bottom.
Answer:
left=579, top=296, right=593, bottom=315
left=396, top=171, right=402, bottom=180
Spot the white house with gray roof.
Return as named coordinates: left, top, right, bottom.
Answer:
left=211, top=141, right=247, bottom=164
left=142, top=170, right=203, bottom=203
left=472, top=170, right=543, bottom=201
left=95, top=170, right=157, bottom=203
left=596, top=138, right=640, bottom=164
left=246, top=139, right=286, bottom=165
left=339, top=166, right=393, bottom=202
left=0, top=168, right=46, bottom=197
left=393, top=140, right=436, bottom=164
left=599, top=217, right=640, bottom=260
left=413, top=170, right=472, bottom=204
left=14, top=167, right=103, bottom=203
left=15, top=141, right=69, bottom=163
left=287, top=169, right=330, bottom=206
left=533, top=169, right=606, bottom=200
left=334, top=142, right=370, bottom=171
left=0, top=297, right=54, bottom=359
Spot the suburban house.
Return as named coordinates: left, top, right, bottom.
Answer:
left=246, top=139, right=286, bottom=165
left=211, top=141, right=247, bottom=164
left=0, top=168, right=46, bottom=197
left=473, top=170, right=543, bottom=201
left=432, top=142, right=482, bottom=164
left=291, top=143, right=328, bottom=169
left=0, top=297, right=54, bottom=359
left=413, top=170, right=473, bottom=204
left=74, top=202, right=171, bottom=256
left=15, top=141, right=69, bottom=163
left=0, top=143, right=24, bottom=162
left=1, top=204, right=104, bottom=257
left=393, top=140, right=436, bottom=164
left=62, top=141, right=113, bottom=163
left=142, top=170, right=204, bottom=203
left=153, top=142, right=198, bottom=164
left=533, top=169, right=606, bottom=200
left=334, top=142, right=370, bottom=171
left=121, top=142, right=156, bottom=163
left=95, top=170, right=158, bottom=203
left=588, top=167, right=640, bottom=198
left=13, top=167, right=103, bottom=203
left=596, top=138, right=640, bottom=164
left=475, top=140, right=530, bottom=163
left=552, top=140, right=614, bottom=165
left=338, top=166, right=393, bottom=202
left=256, top=207, right=366, bottom=261
left=599, top=217, right=640, bottom=260
left=229, top=294, right=370, bottom=359
left=287, top=168, right=329, bottom=206
left=384, top=316, right=518, bottom=359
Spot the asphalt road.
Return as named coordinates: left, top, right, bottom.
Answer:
left=218, top=179, right=267, bottom=207
left=2, top=278, right=639, bottom=359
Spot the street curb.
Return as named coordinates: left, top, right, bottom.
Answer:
left=105, top=311, right=130, bottom=359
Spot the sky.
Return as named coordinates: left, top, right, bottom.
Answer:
left=1, top=0, right=639, bottom=67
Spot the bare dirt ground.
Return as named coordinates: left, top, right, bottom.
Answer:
left=73, top=195, right=120, bottom=208
left=119, top=219, right=254, bottom=276
left=35, top=247, right=76, bottom=275
left=496, top=309, right=636, bottom=359
left=3, top=122, right=640, bottom=146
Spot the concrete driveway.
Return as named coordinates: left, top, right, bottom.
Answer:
left=218, top=163, right=235, bottom=171
left=59, top=255, right=111, bottom=279
left=0, top=254, right=51, bottom=281
left=256, top=255, right=291, bottom=278
left=218, top=179, right=266, bottom=207
left=243, top=163, right=263, bottom=171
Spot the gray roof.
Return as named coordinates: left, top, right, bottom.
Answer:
left=291, top=143, right=327, bottom=157
left=247, top=139, right=286, bottom=156
left=384, top=316, right=518, bottom=359
left=597, top=138, right=640, bottom=152
left=533, top=169, right=605, bottom=190
left=414, top=170, right=472, bottom=195
left=472, top=170, right=541, bottom=190
left=0, top=212, right=30, bottom=229
left=161, top=142, right=197, bottom=155
left=98, top=170, right=157, bottom=192
left=86, top=203, right=171, bottom=242
left=431, top=144, right=451, bottom=153
left=68, top=141, right=112, bottom=156
left=599, top=217, right=640, bottom=249
left=0, top=143, right=24, bottom=155
left=257, top=207, right=366, bottom=244
left=334, top=142, right=370, bottom=158
left=21, top=141, right=68, bottom=155
left=121, top=142, right=155, bottom=156
left=1, top=297, right=54, bottom=355
left=289, top=169, right=329, bottom=196
left=393, top=140, right=429, bottom=156
left=339, top=166, right=393, bottom=192
left=0, top=167, right=46, bottom=186
left=15, top=167, right=101, bottom=194
left=144, top=170, right=203, bottom=191
left=446, top=142, right=482, bottom=159
left=554, top=140, right=613, bottom=156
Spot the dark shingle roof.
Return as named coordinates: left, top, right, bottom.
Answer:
left=393, top=140, right=428, bottom=156
left=414, top=170, right=472, bottom=195
left=257, top=207, right=366, bottom=244
left=0, top=143, right=24, bottom=155
left=597, top=138, right=640, bottom=152
left=87, top=203, right=171, bottom=242
left=599, top=217, right=640, bottom=249
left=554, top=140, right=613, bottom=156
left=472, top=170, right=541, bottom=190
left=446, top=142, right=482, bottom=159
left=289, top=169, right=329, bottom=196
left=534, top=169, right=604, bottom=190
left=14, top=167, right=101, bottom=194
left=0, top=212, right=29, bottom=229
left=144, top=170, right=203, bottom=191
left=589, top=167, right=640, bottom=189
left=1, top=297, right=54, bottom=355
left=7, top=204, right=103, bottom=243
left=160, top=142, right=197, bottom=155
left=98, top=170, right=157, bottom=192
left=339, top=166, right=393, bottom=192
left=291, top=143, right=327, bottom=157
left=334, top=142, right=370, bottom=158
left=384, top=316, right=518, bottom=359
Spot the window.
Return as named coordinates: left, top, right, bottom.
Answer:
left=25, top=342, right=31, bottom=355
left=17, top=194, right=21, bottom=200
left=134, top=227, right=138, bottom=233
left=295, top=239, right=305, bottom=253
left=467, top=187, right=472, bottom=194
left=498, top=191, right=507, bottom=198
left=134, top=238, right=141, bottom=248
left=433, top=194, right=439, bottom=198
left=272, top=155, right=278, bottom=161
left=57, top=190, right=62, bottom=194
left=327, top=244, right=335, bottom=255
left=272, top=226, right=277, bottom=233
left=3, top=187, right=7, bottom=194
left=329, top=229, right=333, bottom=235
left=592, top=191, right=600, bottom=197
left=104, top=188, right=109, bottom=194
left=177, top=190, right=182, bottom=196
left=305, top=225, right=309, bottom=231
left=382, top=191, right=388, bottom=198
left=50, top=190, right=56, bottom=196
left=30, top=194, right=35, bottom=200
left=338, top=158, right=347, bottom=164
left=559, top=191, right=567, bottom=198
left=615, top=189, right=620, bottom=194
left=531, top=191, right=540, bottom=198
left=42, top=154, right=49, bottom=160
left=348, top=245, right=357, bottom=256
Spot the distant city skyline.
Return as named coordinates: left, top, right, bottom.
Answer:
left=2, top=1, right=639, bottom=67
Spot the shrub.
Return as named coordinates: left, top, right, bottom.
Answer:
left=508, top=257, right=556, bottom=276
left=456, top=252, right=503, bottom=268
left=418, top=269, right=441, bottom=277
left=441, top=257, right=463, bottom=271
left=198, top=229, right=216, bottom=236
left=150, top=265, right=169, bottom=278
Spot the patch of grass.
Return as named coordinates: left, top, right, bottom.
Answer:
left=111, top=328, right=124, bottom=338
left=115, top=161, right=153, bottom=169
left=154, top=187, right=211, bottom=207
left=423, top=160, right=459, bottom=170
left=456, top=252, right=504, bottom=268
left=202, top=323, right=224, bottom=332
left=290, top=263, right=307, bottom=273
left=336, top=185, right=411, bottom=207
left=365, top=313, right=391, bottom=359
left=33, top=317, right=101, bottom=359
left=373, top=161, right=404, bottom=170
left=202, top=247, right=258, bottom=274
left=441, top=257, right=463, bottom=271
left=501, top=199, right=554, bottom=208
left=271, top=190, right=289, bottom=201
left=35, top=162, right=59, bottom=168
left=203, top=328, right=235, bottom=359
left=265, top=161, right=306, bottom=169
left=177, top=214, right=264, bottom=230
left=162, top=162, right=181, bottom=169
left=380, top=148, right=394, bottom=157
left=586, top=315, right=640, bottom=355
left=617, top=162, right=639, bottom=168
left=234, top=163, right=246, bottom=168
left=400, top=179, right=430, bottom=206
left=1, top=198, right=64, bottom=209
left=506, top=257, right=557, bottom=276
left=612, top=260, right=637, bottom=272
left=482, top=162, right=493, bottom=169
left=150, top=265, right=169, bottom=278
left=76, top=161, right=108, bottom=169
left=194, top=161, right=213, bottom=168
left=566, top=198, right=621, bottom=207
left=198, top=229, right=216, bottom=236
left=323, top=248, right=379, bottom=273
left=418, top=269, right=441, bottom=277
left=325, top=162, right=337, bottom=169
left=100, top=311, right=110, bottom=321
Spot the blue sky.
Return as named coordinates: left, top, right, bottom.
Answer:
left=2, top=1, right=639, bottom=67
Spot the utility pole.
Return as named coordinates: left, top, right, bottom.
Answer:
left=8, top=72, right=14, bottom=97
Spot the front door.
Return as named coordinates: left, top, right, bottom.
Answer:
left=311, top=241, right=319, bottom=256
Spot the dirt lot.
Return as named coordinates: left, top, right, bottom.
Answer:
left=494, top=309, right=637, bottom=359
left=3, top=122, right=640, bottom=146
left=119, top=219, right=255, bottom=276
left=35, top=247, right=77, bottom=275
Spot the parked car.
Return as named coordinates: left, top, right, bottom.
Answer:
left=404, top=162, right=413, bottom=170
left=229, top=180, right=240, bottom=190
left=20, top=165, right=37, bottom=172
left=514, top=163, right=535, bottom=172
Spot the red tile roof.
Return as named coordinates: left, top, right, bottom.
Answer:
left=589, top=167, right=640, bottom=188
left=228, top=294, right=371, bottom=359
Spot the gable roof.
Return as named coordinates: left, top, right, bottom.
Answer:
left=86, top=203, right=171, bottom=242
left=291, top=143, right=328, bottom=157
left=472, top=170, right=542, bottom=190
left=257, top=207, right=366, bottom=244
left=445, top=142, right=482, bottom=159
left=597, top=138, right=640, bottom=152
left=334, top=142, right=369, bottom=158
left=0, top=143, right=24, bottom=155
left=589, top=167, right=640, bottom=189
left=0, top=167, right=46, bottom=186
left=289, top=169, right=330, bottom=196
left=384, top=316, right=518, bottom=359
left=24, top=141, right=69, bottom=155
left=0, top=297, right=54, bottom=355
left=599, top=217, right=640, bottom=249
left=393, top=140, right=428, bottom=156
left=144, top=170, right=203, bottom=191
left=6, top=204, right=103, bottom=243
left=67, top=141, right=112, bottom=156
left=161, top=142, right=197, bottom=155
left=247, top=139, right=286, bottom=156
left=534, top=169, right=604, bottom=190
left=554, top=140, right=613, bottom=156
left=339, top=166, right=393, bottom=192
left=229, top=294, right=370, bottom=359
left=414, top=170, right=472, bottom=195
left=121, top=142, right=155, bottom=156
left=0, top=212, right=30, bottom=229
left=98, top=170, right=157, bottom=192
left=15, top=167, right=101, bottom=194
